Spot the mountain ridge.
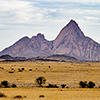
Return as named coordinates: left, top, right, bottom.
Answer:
left=0, top=20, right=100, bottom=61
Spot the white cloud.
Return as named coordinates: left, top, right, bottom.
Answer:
left=85, top=16, right=99, bottom=20
left=35, top=0, right=100, bottom=4
left=0, top=0, right=37, bottom=23
left=0, top=0, right=100, bottom=51
left=0, top=0, right=100, bottom=24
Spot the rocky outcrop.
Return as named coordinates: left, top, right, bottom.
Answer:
left=53, top=20, right=100, bottom=61
left=0, top=33, right=53, bottom=58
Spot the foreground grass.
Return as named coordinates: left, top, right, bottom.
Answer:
left=0, top=61, right=100, bottom=99
left=0, top=88, right=100, bottom=100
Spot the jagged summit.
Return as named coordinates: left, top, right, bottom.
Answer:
left=31, top=33, right=45, bottom=41
left=67, top=19, right=78, bottom=26
left=0, top=19, right=100, bottom=61
left=53, top=20, right=85, bottom=51
left=52, top=20, right=100, bottom=61
left=61, top=20, right=84, bottom=37
left=18, top=36, right=30, bottom=42
left=37, top=33, right=44, bottom=38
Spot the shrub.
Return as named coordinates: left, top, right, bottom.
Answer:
left=8, top=71, right=14, bottom=73
left=29, top=69, right=32, bottom=71
left=22, top=68, right=25, bottom=70
left=66, top=86, right=69, bottom=88
left=79, top=81, right=95, bottom=88
left=46, top=83, right=59, bottom=88
left=87, top=81, right=95, bottom=88
left=1, top=81, right=9, bottom=88
left=18, top=68, right=22, bottom=72
left=39, top=95, right=45, bottom=98
left=79, top=81, right=87, bottom=88
left=14, top=95, right=23, bottom=99
left=35, top=76, right=46, bottom=86
left=48, top=66, right=51, bottom=68
left=61, top=84, right=66, bottom=88
left=0, top=92, right=7, bottom=97
left=11, top=83, right=17, bottom=88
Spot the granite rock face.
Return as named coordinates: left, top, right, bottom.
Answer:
left=0, top=33, right=53, bottom=58
left=0, top=20, right=100, bottom=61
left=53, top=20, right=100, bottom=61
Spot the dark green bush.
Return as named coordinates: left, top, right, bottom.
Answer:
left=61, top=84, right=66, bottom=88
left=11, top=83, right=17, bottom=88
left=14, top=95, right=23, bottom=99
left=48, top=66, right=51, bottom=68
left=35, top=76, right=46, bottom=86
left=79, top=81, right=95, bottom=88
left=8, top=71, right=14, bottom=73
left=22, top=68, right=25, bottom=70
left=39, top=95, right=45, bottom=98
left=18, top=68, right=22, bottom=72
left=29, top=69, right=32, bottom=71
left=1, top=81, right=9, bottom=88
left=46, top=83, right=59, bottom=88
left=79, top=81, right=87, bottom=88
left=87, top=81, right=95, bottom=88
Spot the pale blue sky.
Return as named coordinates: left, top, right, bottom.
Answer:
left=0, top=0, right=100, bottom=51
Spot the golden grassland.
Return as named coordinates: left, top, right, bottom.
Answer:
left=0, top=88, right=100, bottom=100
left=0, top=61, right=100, bottom=99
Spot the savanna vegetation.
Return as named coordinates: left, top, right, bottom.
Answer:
left=0, top=61, right=100, bottom=99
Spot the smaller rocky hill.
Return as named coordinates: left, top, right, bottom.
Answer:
left=47, top=54, right=77, bottom=62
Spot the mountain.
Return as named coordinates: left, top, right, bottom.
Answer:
left=0, top=20, right=100, bottom=61
left=0, top=55, right=14, bottom=60
left=47, top=54, right=77, bottom=62
left=0, top=33, right=53, bottom=58
left=53, top=20, right=100, bottom=61
left=0, top=54, right=26, bottom=61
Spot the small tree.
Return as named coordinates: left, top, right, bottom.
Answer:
left=79, top=81, right=87, bottom=88
left=35, top=76, right=46, bottom=87
left=87, top=81, right=95, bottom=88
left=1, top=81, right=9, bottom=88
left=22, top=68, right=25, bottom=70
left=61, top=84, right=66, bottom=88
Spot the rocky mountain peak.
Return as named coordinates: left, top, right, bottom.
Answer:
left=31, top=33, right=45, bottom=41
left=37, top=33, right=44, bottom=38
left=67, top=19, right=78, bottom=26
left=37, top=33, right=45, bottom=40
left=19, top=36, right=30, bottom=42
left=0, top=19, right=100, bottom=61
left=61, top=20, right=84, bottom=38
left=53, top=20, right=85, bottom=51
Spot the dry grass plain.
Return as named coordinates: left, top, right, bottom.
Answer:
left=0, top=61, right=100, bottom=100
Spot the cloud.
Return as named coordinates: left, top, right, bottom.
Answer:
left=0, top=0, right=37, bottom=24
left=85, top=16, right=99, bottom=20
left=0, top=0, right=100, bottom=51
left=0, top=0, right=99, bottom=32
left=34, top=0, right=100, bottom=4
left=0, top=0, right=99, bottom=25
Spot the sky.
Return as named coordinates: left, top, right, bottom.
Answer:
left=0, top=0, right=100, bottom=51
